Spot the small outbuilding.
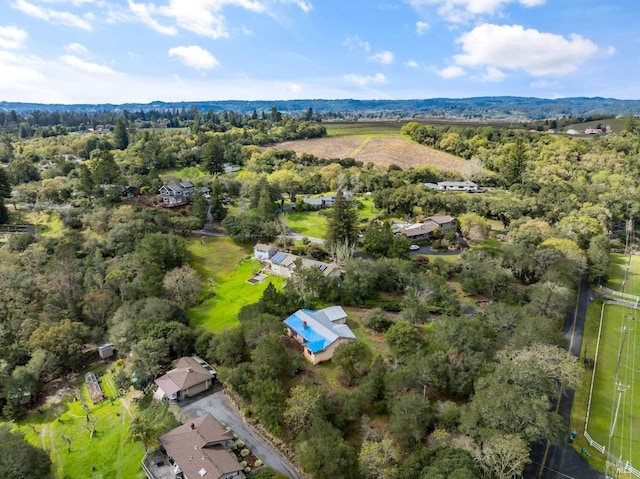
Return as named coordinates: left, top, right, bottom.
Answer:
left=98, top=343, right=115, bottom=359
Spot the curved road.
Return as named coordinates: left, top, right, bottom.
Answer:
left=176, top=387, right=302, bottom=479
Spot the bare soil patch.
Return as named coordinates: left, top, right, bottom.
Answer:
left=273, top=136, right=467, bottom=172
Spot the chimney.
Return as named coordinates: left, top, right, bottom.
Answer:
left=190, top=423, right=195, bottom=430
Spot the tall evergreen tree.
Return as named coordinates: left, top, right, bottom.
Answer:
left=256, top=186, right=276, bottom=220
left=189, top=190, right=209, bottom=227
left=113, top=118, right=129, bottom=150
left=201, top=137, right=225, bottom=174
left=325, top=190, right=359, bottom=251
left=209, top=177, right=228, bottom=221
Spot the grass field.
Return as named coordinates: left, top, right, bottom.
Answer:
left=607, top=254, right=640, bottom=297
left=571, top=253, right=640, bottom=473
left=12, top=366, right=146, bottom=479
left=161, top=166, right=210, bottom=182
left=283, top=194, right=380, bottom=240
left=187, top=236, right=286, bottom=332
left=284, top=209, right=328, bottom=239
left=273, top=134, right=468, bottom=172
left=356, top=195, right=381, bottom=221
left=23, top=210, right=64, bottom=238
left=323, top=121, right=405, bottom=138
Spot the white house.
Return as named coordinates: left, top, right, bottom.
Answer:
left=253, top=243, right=277, bottom=260
left=435, top=181, right=480, bottom=192
left=267, top=251, right=340, bottom=279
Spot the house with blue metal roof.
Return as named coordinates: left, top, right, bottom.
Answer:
left=284, top=306, right=356, bottom=364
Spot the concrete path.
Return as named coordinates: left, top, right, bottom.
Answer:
left=176, top=387, right=301, bottom=479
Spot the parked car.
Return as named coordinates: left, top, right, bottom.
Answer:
left=409, top=244, right=420, bottom=251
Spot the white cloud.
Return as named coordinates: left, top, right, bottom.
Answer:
left=344, top=72, right=387, bottom=87
left=65, top=42, right=88, bottom=55
left=40, top=0, right=99, bottom=6
left=479, top=66, right=505, bottom=82
left=0, top=25, right=28, bottom=49
left=344, top=35, right=371, bottom=52
left=0, top=50, right=46, bottom=86
left=276, top=81, right=303, bottom=93
left=127, top=1, right=177, bottom=36
left=453, top=23, right=602, bottom=76
left=59, top=54, right=117, bottom=74
left=437, top=65, right=466, bottom=78
left=407, top=0, right=546, bottom=23
left=281, top=0, right=312, bottom=13
left=368, top=50, right=394, bottom=65
left=168, top=45, right=220, bottom=71
left=405, top=59, right=419, bottom=68
left=127, top=0, right=311, bottom=39
left=12, top=0, right=93, bottom=30
left=415, top=20, right=429, bottom=35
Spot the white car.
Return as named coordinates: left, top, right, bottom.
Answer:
left=409, top=244, right=420, bottom=251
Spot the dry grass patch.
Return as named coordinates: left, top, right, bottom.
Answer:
left=356, top=137, right=466, bottom=171
left=273, top=136, right=467, bottom=172
left=276, top=136, right=365, bottom=159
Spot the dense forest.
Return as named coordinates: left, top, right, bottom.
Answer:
left=3, top=95, right=640, bottom=121
left=1, top=107, right=639, bottom=479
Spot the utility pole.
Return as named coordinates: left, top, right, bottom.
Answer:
left=609, top=382, right=629, bottom=439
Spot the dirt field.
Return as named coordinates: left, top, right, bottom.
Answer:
left=274, top=136, right=467, bottom=172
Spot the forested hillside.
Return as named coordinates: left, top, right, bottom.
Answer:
left=1, top=108, right=639, bottom=479
left=2, top=95, right=640, bottom=121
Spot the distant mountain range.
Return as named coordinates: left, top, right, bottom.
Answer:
left=2, top=96, right=640, bottom=121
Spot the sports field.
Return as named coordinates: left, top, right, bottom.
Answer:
left=580, top=253, right=640, bottom=475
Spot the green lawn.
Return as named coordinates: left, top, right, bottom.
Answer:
left=23, top=210, right=64, bottom=238
left=186, top=237, right=286, bottom=332
left=160, top=166, right=211, bottom=182
left=582, top=303, right=640, bottom=469
left=284, top=209, right=328, bottom=239
left=12, top=367, right=145, bottom=479
left=355, top=195, right=382, bottom=222
left=571, top=252, right=640, bottom=472
left=607, top=253, right=640, bottom=297
left=324, top=122, right=406, bottom=138
left=284, top=194, right=381, bottom=240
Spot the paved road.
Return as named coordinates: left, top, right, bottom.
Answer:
left=524, top=276, right=606, bottom=479
left=176, top=387, right=302, bottom=479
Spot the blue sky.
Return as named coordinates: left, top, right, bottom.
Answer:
left=0, top=0, right=636, bottom=103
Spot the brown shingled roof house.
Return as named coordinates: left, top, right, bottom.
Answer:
left=159, top=414, right=245, bottom=479
left=154, top=356, right=216, bottom=401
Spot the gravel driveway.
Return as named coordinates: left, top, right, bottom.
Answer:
left=176, top=387, right=302, bottom=479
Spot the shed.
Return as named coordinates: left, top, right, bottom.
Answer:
left=98, top=343, right=115, bottom=359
